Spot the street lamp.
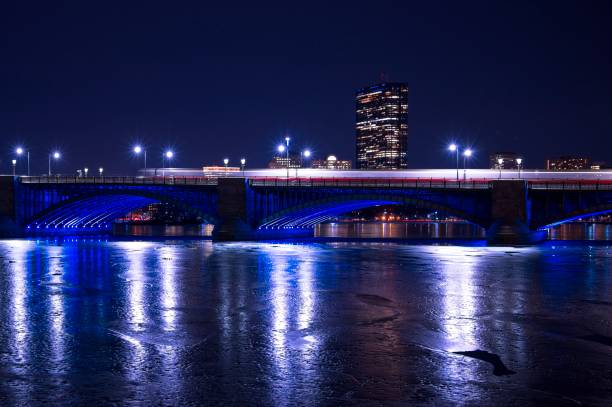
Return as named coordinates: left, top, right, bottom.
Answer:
left=162, top=150, right=174, bottom=176
left=516, top=158, right=523, bottom=179
left=240, top=158, right=246, bottom=174
left=284, top=136, right=290, bottom=178
left=448, top=143, right=459, bottom=180
left=84, top=167, right=89, bottom=178
left=16, top=147, right=30, bottom=176
left=223, top=158, right=229, bottom=173
left=48, top=151, right=61, bottom=176
left=133, top=145, right=147, bottom=173
left=12, top=159, right=16, bottom=176
left=463, top=149, right=472, bottom=181
left=99, top=167, right=104, bottom=177
left=297, top=149, right=311, bottom=177
left=497, top=158, right=503, bottom=179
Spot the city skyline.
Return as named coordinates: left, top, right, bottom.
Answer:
left=2, top=2, right=611, bottom=174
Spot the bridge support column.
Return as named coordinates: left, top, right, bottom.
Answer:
left=212, top=178, right=257, bottom=241
left=487, top=180, right=544, bottom=245
left=0, top=176, right=22, bottom=238
left=212, top=178, right=314, bottom=241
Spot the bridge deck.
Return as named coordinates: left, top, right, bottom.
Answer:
left=16, top=175, right=612, bottom=190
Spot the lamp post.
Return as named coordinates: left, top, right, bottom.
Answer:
left=497, top=158, right=503, bottom=179
left=48, top=151, right=60, bottom=176
left=285, top=137, right=290, bottom=178
left=16, top=147, right=29, bottom=176
left=162, top=150, right=173, bottom=177
left=240, top=158, right=246, bottom=175
left=133, top=145, right=147, bottom=174
left=277, top=144, right=287, bottom=178
left=84, top=167, right=89, bottom=178
left=516, top=158, right=523, bottom=179
left=12, top=159, right=16, bottom=176
left=297, top=149, right=311, bottom=177
left=223, top=158, right=229, bottom=174
left=463, top=149, right=472, bottom=181
left=99, top=167, right=104, bottom=177
left=448, top=144, right=459, bottom=180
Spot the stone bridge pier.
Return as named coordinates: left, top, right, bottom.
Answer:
left=486, top=180, right=545, bottom=245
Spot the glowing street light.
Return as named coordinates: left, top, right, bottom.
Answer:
left=284, top=137, right=290, bottom=178
left=463, top=149, right=473, bottom=181
left=240, top=158, right=246, bottom=174
left=48, top=151, right=61, bottom=176
left=297, top=149, right=312, bottom=177
left=99, top=167, right=104, bottom=176
left=448, top=143, right=459, bottom=180
left=133, top=145, right=147, bottom=172
left=516, top=158, right=523, bottom=179
left=162, top=150, right=174, bottom=176
left=16, top=147, right=30, bottom=176
left=84, top=167, right=89, bottom=178
left=497, top=158, right=503, bottom=179
left=12, top=159, right=17, bottom=176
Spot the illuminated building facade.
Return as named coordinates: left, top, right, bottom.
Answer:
left=546, top=156, right=589, bottom=171
left=311, top=155, right=352, bottom=170
left=489, top=152, right=522, bottom=169
left=268, top=154, right=302, bottom=169
left=356, top=82, right=408, bottom=169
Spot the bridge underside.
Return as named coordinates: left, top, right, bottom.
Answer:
left=27, top=194, right=158, bottom=233
left=256, top=197, right=485, bottom=231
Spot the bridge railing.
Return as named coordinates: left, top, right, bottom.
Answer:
left=248, top=177, right=493, bottom=189
left=528, top=179, right=612, bottom=190
left=18, top=176, right=219, bottom=186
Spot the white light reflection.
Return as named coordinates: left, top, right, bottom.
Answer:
left=6, top=241, right=33, bottom=380
left=120, top=241, right=153, bottom=332
left=433, top=246, right=479, bottom=350
left=46, top=245, right=66, bottom=367
left=158, top=246, right=178, bottom=331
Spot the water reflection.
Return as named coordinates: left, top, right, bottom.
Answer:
left=0, top=239, right=611, bottom=404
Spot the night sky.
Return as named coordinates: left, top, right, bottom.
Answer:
left=1, top=1, right=611, bottom=175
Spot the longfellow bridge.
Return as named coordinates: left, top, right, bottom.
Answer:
left=1, top=169, right=612, bottom=244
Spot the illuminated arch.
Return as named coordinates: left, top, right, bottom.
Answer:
left=27, top=192, right=217, bottom=232
left=536, top=205, right=612, bottom=229
left=257, top=194, right=487, bottom=230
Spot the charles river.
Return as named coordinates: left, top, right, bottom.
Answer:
left=0, top=223, right=611, bottom=405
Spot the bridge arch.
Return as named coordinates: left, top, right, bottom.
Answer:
left=26, top=190, right=217, bottom=232
left=534, top=205, right=612, bottom=229
left=256, top=193, right=488, bottom=230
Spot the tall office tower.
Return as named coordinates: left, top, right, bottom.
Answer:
left=356, top=82, right=408, bottom=169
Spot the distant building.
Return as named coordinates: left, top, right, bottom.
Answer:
left=590, top=161, right=608, bottom=170
left=356, top=82, right=408, bottom=169
left=546, top=156, right=589, bottom=171
left=489, top=152, right=523, bottom=169
left=268, top=154, right=302, bottom=169
left=311, top=155, right=352, bottom=170
left=202, top=166, right=240, bottom=175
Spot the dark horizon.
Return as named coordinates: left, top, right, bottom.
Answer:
left=1, top=1, right=611, bottom=175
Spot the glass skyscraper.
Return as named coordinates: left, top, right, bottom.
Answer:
left=355, top=82, right=408, bottom=169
